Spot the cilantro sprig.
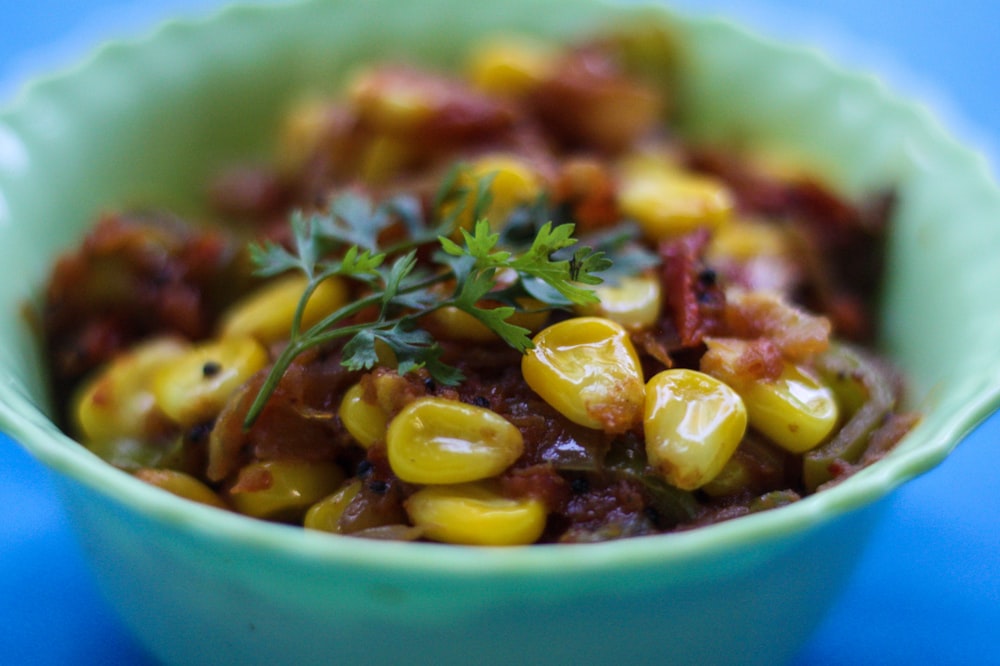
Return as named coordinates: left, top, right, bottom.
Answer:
left=241, top=185, right=613, bottom=428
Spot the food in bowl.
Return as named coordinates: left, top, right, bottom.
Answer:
left=41, top=29, right=917, bottom=545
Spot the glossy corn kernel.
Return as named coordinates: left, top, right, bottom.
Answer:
left=466, top=36, right=556, bottom=97
left=576, top=273, right=661, bottom=330
left=426, top=298, right=550, bottom=342
left=618, top=166, right=733, bottom=240
left=405, top=482, right=546, bottom=546
left=276, top=98, right=332, bottom=172
left=74, top=337, right=189, bottom=444
left=740, top=363, right=839, bottom=453
left=338, top=383, right=388, bottom=449
left=151, top=336, right=268, bottom=427
left=386, top=398, right=524, bottom=484
left=134, top=468, right=228, bottom=510
left=348, top=68, right=433, bottom=134
left=218, top=274, right=347, bottom=345
left=701, top=338, right=839, bottom=453
left=644, top=369, right=747, bottom=490
left=522, top=317, right=645, bottom=433
left=304, top=479, right=363, bottom=533
left=359, top=134, right=414, bottom=185
left=227, top=460, right=345, bottom=521
left=706, top=218, right=791, bottom=262
left=445, top=155, right=543, bottom=231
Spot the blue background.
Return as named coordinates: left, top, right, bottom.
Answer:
left=2, top=1, right=998, bottom=664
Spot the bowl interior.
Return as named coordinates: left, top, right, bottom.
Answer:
left=1, top=0, right=1000, bottom=565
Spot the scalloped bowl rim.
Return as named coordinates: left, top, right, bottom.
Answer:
left=1, top=0, right=999, bottom=576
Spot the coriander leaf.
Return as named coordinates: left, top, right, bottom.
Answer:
left=248, top=239, right=304, bottom=278
left=457, top=303, right=534, bottom=352
left=340, top=328, right=381, bottom=372
left=317, top=191, right=392, bottom=252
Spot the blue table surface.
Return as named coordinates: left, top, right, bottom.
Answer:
left=2, top=1, right=999, bottom=664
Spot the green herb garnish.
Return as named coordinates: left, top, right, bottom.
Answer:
left=241, top=183, right=614, bottom=428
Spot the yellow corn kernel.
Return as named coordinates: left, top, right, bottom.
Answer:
left=360, top=134, right=418, bottom=185
left=701, top=338, right=839, bottom=453
left=740, top=363, right=839, bottom=453
left=643, top=369, right=747, bottom=490
left=522, top=317, right=645, bottom=433
left=227, top=460, right=345, bottom=521
left=466, top=36, right=557, bottom=97
left=444, top=155, right=543, bottom=231
left=706, top=218, right=791, bottom=262
left=134, top=468, right=229, bottom=510
left=338, top=383, right=389, bottom=449
left=276, top=98, right=332, bottom=172
left=426, top=298, right=550, bottom=342
left=74, top=337, right=189, bottom=444
left=405, top=482, right=546, bottom=546
left=576, top=273, right=661, bottom=330
left=618, top=166, right=733, bottom=240
left=218, top=274, right=347, bottom=345
left=386, top=397, right=524, bottom=484
left=151, top=336, right=269, bottom=427
left=348, top=68, right=433, bottom=134
left=304, top=479, right=363, bottom=533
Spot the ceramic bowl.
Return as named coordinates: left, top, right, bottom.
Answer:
left=2, top=1, right=999, bottom=664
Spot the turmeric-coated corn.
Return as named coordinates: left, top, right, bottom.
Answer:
left=151, top=336, right=268, bottom=427
left=218, top=274, right=347, bottom=345
left=466, top=36, right=556, bottom=97
left=338, top=383, right=389, bottom=449
left=386, top=397, right=524, bottom=484
left=522, top=317, right=645, bottom=432
left=405, top=482, right=546, bottom=546
left=134, top=468, right=229, bottom=510
left=577, top=273, right=661, bottom=330
left=644, top=369, right=747, bottom=490
left=227, top=460, right=345, bottom=521
left=74, top=336, right=189, bottom=445
left=618, top=164, right=733, bottom=239
left=304, top=479, right=363, bottom=533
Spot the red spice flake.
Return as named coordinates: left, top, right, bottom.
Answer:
left=659, top=229, right=726, bottom=348
left=500, top=464, right=571, bottom=512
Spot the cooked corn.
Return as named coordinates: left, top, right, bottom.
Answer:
left=276, top=98, right=333, bottom=172
left=303, top=479, right=363, bottom=533
left=576, top=272, right=661, bottom=330
left=386, top=397, right=524, bottom=484
left=348, top=68, right=433, bottom=134
left=618, top=164, right=733, bottom=239
left=338, top=383, right=388, bottom=449
left=706, top=218, right=791, bottom=262
left=405, top=482, right=546, bottom=546
left=359, top=134, right=414, bottom=185
left=522, top=317, right=645, bottom=432
left=740, top=363, right=839, bottom=453
left=466, top=36, right=556, bottom=97
left=444, top=154, right=543, bottom=231
left=218, top=274, right=348, bottom=345
left=227, top=459, right=345, bottom=521
left=701, top=338, right=839, bottom=453
left=74, top=336, right=189, bottom=444
left=426, top=298, right=549, bottom=342
left=644, top=369, right=747, bottom=490
left=151, top=336, right=268, bottom=427
left=134, top=468, right=228, bottom=509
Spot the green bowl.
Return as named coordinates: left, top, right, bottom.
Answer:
left=3, top=1, right=1000, bottom=664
